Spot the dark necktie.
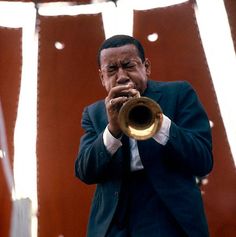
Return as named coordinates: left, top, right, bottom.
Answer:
left=121, top=135, right=130, bottom=174
left=113, top=135, right=131, bottom=228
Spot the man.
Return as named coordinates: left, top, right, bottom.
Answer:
left=75, top=35, right=213, bottom=237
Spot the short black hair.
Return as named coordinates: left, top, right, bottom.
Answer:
left=97, top=35, right=145, bottom=67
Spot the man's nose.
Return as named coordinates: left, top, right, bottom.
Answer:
left=116, top=68, right=130, bottom=85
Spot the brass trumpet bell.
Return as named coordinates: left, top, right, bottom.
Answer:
left=118, top=97, right=162, bottom=140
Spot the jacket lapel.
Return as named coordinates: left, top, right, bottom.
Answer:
left=142, top=80, right=162, bottom=103
left=98, top=101, right=108, bottom=131
left=137, top=80, right=163, bottom=163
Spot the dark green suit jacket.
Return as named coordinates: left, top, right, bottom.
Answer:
left=75, top=80, right=213, bottom=237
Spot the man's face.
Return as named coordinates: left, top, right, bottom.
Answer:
left=99, top=44, right=151, bottom=95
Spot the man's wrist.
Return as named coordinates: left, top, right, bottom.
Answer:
left=153, top=114, right=171, bottom=145
left=108, top=124, right=122, bottom=139
left=103, top=126, right=122, bottom=155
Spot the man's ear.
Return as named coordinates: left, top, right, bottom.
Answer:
left=99, top=69, right=105, bottom=87
left=144, top=58, right=151, bottom=76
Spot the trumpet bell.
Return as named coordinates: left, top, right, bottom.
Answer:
left=118, top=97, right=162, bottom=140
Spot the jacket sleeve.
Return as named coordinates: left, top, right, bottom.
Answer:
left=166, top=82, right=213, bottom=176
left=75, top=106, right=124, bottom=184
left=138, top=81, right=213, bottom=178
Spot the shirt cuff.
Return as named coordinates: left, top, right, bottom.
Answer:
left=153, top=114, right=171, bottom=145
left=103, top=126, right=122, bottom=155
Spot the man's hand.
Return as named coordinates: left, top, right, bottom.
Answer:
left=105, top=84, right=139, bottom=138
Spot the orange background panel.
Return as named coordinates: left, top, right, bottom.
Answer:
left=0, top=1, right=236, bottom=237
left=37, top=14, right=105, bottom=237
left=0, top=27, right=22, bottom=237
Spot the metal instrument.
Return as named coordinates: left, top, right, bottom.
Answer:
left=118, top=95, right=163, bottom=140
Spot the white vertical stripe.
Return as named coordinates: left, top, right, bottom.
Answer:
left=195, top=0, right=236, bottom=165
left=13, top=7, right=38, bottom=237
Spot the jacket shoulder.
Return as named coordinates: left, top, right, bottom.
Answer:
left=86, top=99, right=105, bottom=113
left=150, top=80, right=192, bottom=89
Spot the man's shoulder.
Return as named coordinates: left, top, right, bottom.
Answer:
left=86, top=99, right=105, bottom=113
left=88, top=99, right=104, bottom=107
left=149, top=79, right=191, bottom=89
left=146, top=80, right=193, bottom=97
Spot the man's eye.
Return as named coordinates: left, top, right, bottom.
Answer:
left=107, top=66, right=117, bottom=72
left=125, top=63, right=136, bottom=69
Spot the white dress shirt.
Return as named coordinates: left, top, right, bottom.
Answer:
left=103, top=114, right=171, bottom=171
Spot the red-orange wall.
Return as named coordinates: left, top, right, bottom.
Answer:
left=0, top=27, right=22, bottom=237
left=37, top=14, right=105, bottom=237
left=1, top=1, right=236, bottom=237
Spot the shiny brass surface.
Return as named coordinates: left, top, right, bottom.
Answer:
left=118, top=96, right=162, bottom=140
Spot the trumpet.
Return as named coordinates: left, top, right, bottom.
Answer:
left=118, top=94, right=163, bottom=140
